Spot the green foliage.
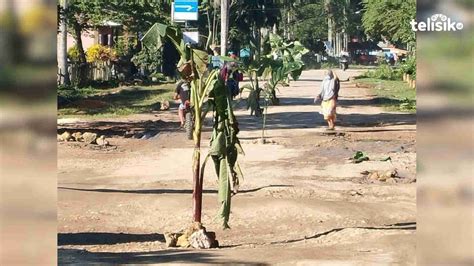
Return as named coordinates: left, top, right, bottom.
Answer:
left=228, top=0, right=280, bottom=48
left=131, top=45, right=163, bottom=75
left=321, top=61, right=339, bottom=69
left=355, top=78, right=416, bottom=113
left=362, top=0, right=416, bottom=45
left=58, top=83, right=177, bottom=117
left=399, top=56, right=416, bottom=78
left=301, top=53, right=322, bottom=70
left=99, top=1, right=171, bottom=34
left=86, top=44, right=117, bottom=63
left=145, top=23, right=244, bottom=228
left=207, top=78, right=244, bottom=229
left=264, top=34, right=309, bottom=98
left=114, top=36, right=135, bottom=57
left=365, top=64, right=402, bottom=80
left=67, top=45, right=81, bottom=62
left=352, top=151, right=369, bottom=163
left=240, top=62, right=266, bottom=117
left=64, top=0, right=171, bottom=34
left=326, top=0, right=348, bottom=30
left=399, top=97, right=416, bottom=111
left=57, top=85, right=99, bottom=102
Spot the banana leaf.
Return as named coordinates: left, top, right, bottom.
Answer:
left=205, top=77, right=244, bottom=229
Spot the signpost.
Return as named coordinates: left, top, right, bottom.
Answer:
left=172, top=0, right=198, bottom=21
left=183, top=31, right=199, bottom=44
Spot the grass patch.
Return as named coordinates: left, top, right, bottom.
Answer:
left=354, top=78, right=416, bottom=113
left=58, top=83, right=176, bottom=118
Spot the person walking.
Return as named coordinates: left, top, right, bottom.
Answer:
left=174, top=79, right=191, bottom=127
left=315, top=69, right=340, bottom=130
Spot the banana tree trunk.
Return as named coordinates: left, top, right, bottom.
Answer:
left=271, top=89, right=280, bottom=105
left=192, top=103, right=203, bottom=222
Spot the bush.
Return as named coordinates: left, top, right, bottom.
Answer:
left=301, top=53, right=321, bottom=69
left=67, top=46, right=81, bottom=62
left=399, top=56, right=416, bottom=78
left=114, top=36, right=136, bottom=58
left=321, top=56, right=339, bottom=69
left=131, top=44, right=163, bottom=76
left=86, top=44, right=117, bottom=63
left=57, top=85, right=99, bottom=106
left=365, top=64, right=402, bottom=80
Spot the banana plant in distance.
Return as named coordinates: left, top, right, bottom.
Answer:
left=264, top=34, right=309, bottom=104
left=142, top=23, right=243, bottom=229
left=242, top=35, right=308, bottom=143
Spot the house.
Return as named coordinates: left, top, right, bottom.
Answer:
left=67, top=21, right=122, bottom=51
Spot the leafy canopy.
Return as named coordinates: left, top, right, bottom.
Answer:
left=362, top=0, right=416, bottom=45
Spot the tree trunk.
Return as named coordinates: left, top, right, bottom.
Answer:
left=326, top=0, right=334, bottom=56
left=220, top=0, right=229, bottom=56
left=287, top=10, right=291, bottom=40
left=271, top=89, right=279, bottom=105
left=192, top=111, right=203, bottom=222
left=213, top=1, right=218, bottom=46
left=73, top=22, right=88, bottom=86
left=205, top=9, right=213, bottom=50
left=58, top=0, right=70, bottom=85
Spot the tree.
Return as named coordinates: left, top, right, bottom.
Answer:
left=61, top=0, right=172, bottom=85
left=61, top=0, right=102, bottom=86
left=291, top=2, right=327, bottom=53
left=200, top=0, right=219, bottom=50
left=58, top=0, right=70, bottom=85
left=361, top=0, right=416, bottom=46
left=229, top=0, right=280, bottom=57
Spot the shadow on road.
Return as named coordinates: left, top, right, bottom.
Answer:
left=266, top=97, right=413, bottom=108
left=58, top=232, right=165, bottom=246
left=58, top=185, right=293, bottom=195
left=237, top=110, right=415, bottom=131
left=58, top=248, right=269, bottom=265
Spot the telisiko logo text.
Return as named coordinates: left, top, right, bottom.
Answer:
left=411, top=14, right=464, bottom=32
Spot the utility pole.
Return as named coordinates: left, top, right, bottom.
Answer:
left=58, top=0, right=70, bottom=85
left=220, top=0, right=229, bottom=56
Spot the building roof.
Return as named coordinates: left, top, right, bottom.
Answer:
left=101, top=21, right=122, bottom=27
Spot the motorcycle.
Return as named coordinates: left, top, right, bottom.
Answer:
left=183, top=100, right=194, bottom=140
left=339, top=56, right=349, bottom=71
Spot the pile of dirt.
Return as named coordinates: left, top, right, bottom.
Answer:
left=361, top=169, right=415, bottom=184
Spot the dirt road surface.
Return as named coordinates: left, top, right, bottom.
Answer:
left=58, top=69, right=416, bottom=265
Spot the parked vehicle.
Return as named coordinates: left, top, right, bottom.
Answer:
left=354, top=53, right=378, bottom=65
left=339, top=56, right=349, bottom=71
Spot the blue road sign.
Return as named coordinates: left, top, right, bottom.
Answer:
left=175, top=0, right=198, bottom=13
left=173, top=0, right=198, bottom=21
